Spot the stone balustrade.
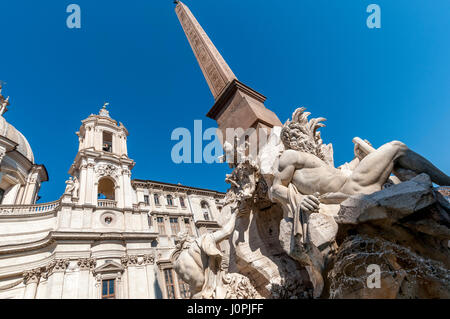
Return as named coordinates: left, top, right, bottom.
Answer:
left=97, top=199, right=117, bottom=208
left=0, top=200, right=60, bottom=215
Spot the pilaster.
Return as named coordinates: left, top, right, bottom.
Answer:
left=77, top=258, right=96, bottom=299
left=22, top=268, right=41, bottom=299
left=46, top=259, right=70, bottom=299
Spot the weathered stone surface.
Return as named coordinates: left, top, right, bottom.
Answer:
left=327, top=235, right=450, bottom=299
left=308, top=213, right=338, bottom=249
left=336, top=174, right=435, bottom=225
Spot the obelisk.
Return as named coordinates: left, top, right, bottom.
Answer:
left=174, top=1, right=281, bottom=144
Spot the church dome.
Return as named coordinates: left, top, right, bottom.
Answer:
left=0, top=115, right=34, bottom=163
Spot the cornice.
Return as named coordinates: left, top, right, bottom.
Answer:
left=207, top=79, right=267, bottom=120
left=0, top=233, right=55, bottom=256
left=0, top=231, right=158, bottom=256
left=50, top=231, right=159, bottom=241
left=132, top=179, right=226, bottom=198
left=149, top=211, right=193, bottom=218
left=194, top=220, right=221, bottom=229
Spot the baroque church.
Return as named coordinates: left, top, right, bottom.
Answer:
left=0, top=2, right=230, bottom=299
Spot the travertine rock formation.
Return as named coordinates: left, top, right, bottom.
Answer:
left=326, top=174, right=450, bottom=299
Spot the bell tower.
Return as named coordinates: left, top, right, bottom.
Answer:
left=67, top=104, right=135, bottom=209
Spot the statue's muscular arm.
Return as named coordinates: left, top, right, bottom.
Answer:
left=269, top=150, right=320, bottom=212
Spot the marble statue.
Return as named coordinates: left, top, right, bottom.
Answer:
left=64, top=176, right=80, bottom=198
left=270, top=108, right=450, bottom=245
left=0, top=83, right=9, bottom=116
left=265, top=107, right=450, bottom=295
left=72, top=176, right=80, bottom=199
left=271, top=108, right=450, bottom=212
left=173, top=210, right=261, bottom=299
left=64, top=177, right=75, bottom=195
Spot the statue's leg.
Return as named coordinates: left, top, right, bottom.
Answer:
left=348, top=141, right=450, bottom=192
left=344, top=141, right=401, bottom=194
left=393, top=142, right=450, bottom=186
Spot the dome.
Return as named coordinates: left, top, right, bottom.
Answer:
left=0, top=116, right=34, bottom=163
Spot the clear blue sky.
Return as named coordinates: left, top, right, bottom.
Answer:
left=1, top=0, right=449, bottom=203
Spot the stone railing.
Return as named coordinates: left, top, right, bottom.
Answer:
left=0, top=200, right=61, bottom=215
left=98, top=199, right=117, bottom=208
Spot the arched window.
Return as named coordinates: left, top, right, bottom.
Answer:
left=98, top=177, right=115, bottom=200
left=201, top=201, right=210, bottom=221
left=102, top=131, right=113, bottom=152
left=179, top=197, right=185, bottom=208
left=167, top=195, right=174, bottom=206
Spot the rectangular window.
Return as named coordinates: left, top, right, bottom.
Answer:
left=0, top=189, right=4, bottom=205
left=179, top=197, right=186, bottom=208
left=167, top=195, right=173, bottom=206
left=177, top=275, right=190, bottom=299
left=154, top=194, right=160, bottom=205
left=184, top=218, right=192, bottom=236
left=144, top=195, right=149, bottom=205
left=157, top=217, right=166, bottom=235
left=102, top=279, right=115, bottom=299
left=164, top=269, right=176, bottom=299
left=170, top=217, right=180, bottom=235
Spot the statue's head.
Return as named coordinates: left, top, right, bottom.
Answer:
left=281, top=107, right=327, bottom=160
left=175, top=231, right=193, bottom=251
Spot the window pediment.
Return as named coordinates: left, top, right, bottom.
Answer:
left=93, top=261, right=124, bottom=275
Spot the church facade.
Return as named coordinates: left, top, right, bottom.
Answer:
left=0, top=93, right=224, bottom=299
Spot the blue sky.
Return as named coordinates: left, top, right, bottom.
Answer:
left=1, top=0, right=449, bottom=202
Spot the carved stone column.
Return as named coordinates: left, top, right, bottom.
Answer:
left=0, top=147, right=6, bottom=165
left=77, top=258, right=96, bottom=298
left=46, top=259, right=70, bottom=299
left=121, top=255, right=150, bottom=298
left=22, top=172, right=39, bottom=204
left=121, top=167, right=133, bottom=209
left=144, top=253, right=157, bottom=298
left=120, top=257, right=131, bottom=299
left=78, top=163, right=88, bottom=204
left=94, top=274, right=102, bottom=299
left=23, top=268, right=42, bottom=299
left=85, top=163, right=95, bottom=205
